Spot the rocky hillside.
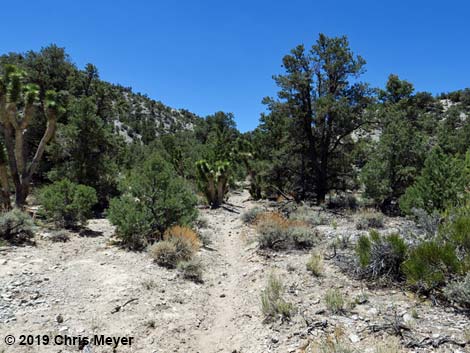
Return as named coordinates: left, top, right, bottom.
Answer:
left=107, top=84, right=201, bottom=144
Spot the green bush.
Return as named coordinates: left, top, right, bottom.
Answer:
left=402, top=241, right=460, bottom=291
left=442, top=207, right=470, bottom=260
left=38, top=179, right=97, bottom=227
left=399, top=148, right=470, bottom=214
left=356, top=230, right=408, bottom=280
left=0, top=209, right=34, bottom=244
left=107, top=154, right=198, bottom=249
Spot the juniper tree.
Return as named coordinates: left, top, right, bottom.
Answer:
left=264, top=34, right=372, bottom=202
left=361, top=75, right=437, bottom=212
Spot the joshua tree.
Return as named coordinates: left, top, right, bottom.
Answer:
left=196, top=160, right=230, bottom=208
left=0, top=65, right=62, bottom=207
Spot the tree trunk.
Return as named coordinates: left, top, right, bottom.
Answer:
left=0, top=163, right=11, bottom=210
left=14, top=184, right=28, bottom=208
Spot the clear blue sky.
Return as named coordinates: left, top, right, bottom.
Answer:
left=0, top=0, right=469, bottom=132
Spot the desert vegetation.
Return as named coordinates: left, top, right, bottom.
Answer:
left=0, top=32, right=469, bottom=352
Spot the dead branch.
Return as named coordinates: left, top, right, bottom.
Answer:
left=111, top=298, right=138, bottom=314
left=405, top=336, right=467, bottom=349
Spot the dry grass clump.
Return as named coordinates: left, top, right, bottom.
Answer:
left=149, top=236, right=195, bottom=269
left=256, top=211, right=290, bottom=228
left=163, top=225, right=200, bottom=251
left=149, top=241, right=179, bottom=268
left=306, top=251, right=324, bottom=277
left=150, top=225, right=203, bottom=281
left=324, top=289, right=345, bottom=314
left=177, top=259, right=203, bottom=283
left=260, top=272, right=294, bottom=322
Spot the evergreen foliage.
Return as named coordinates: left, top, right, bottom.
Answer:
left=107, top=153, right=197, bottom=249
left=38, top=179, right=97, bottom=227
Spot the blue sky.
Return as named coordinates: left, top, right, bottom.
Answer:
left=0, top=0, right=469, bottom=132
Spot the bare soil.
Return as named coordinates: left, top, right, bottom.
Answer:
left=0, top=190, right=469, bottom=352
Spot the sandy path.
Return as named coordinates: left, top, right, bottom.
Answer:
left=194, top=191, right=259, bottom=352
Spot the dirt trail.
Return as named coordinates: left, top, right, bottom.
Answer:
left=194, top=191, right=259, bottom=352
left=1, top=189, right=470, bottom=353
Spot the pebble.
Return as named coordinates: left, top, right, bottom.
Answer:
left=403, top=313, right=413, bottom=323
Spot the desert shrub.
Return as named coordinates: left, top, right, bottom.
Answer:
left=149, top=241, right=179, bottom=268
left=443, top=273, right=470, bottom=309
left=306, top=251, right=324, bottom=277
left=442, top=208, right=470, bottom=259
left=356, top=230, right=407, bottom=280
left=107, top=196, right=149, bottom=249
left=194, top=216, right=209, bottom=229
left=107, top=154, right=198, bottom=249
left=411, top=207, right=441, bottom=238
left=177, top=259, right=203, bottom=283
left=257, top=224, right=316, bottom=250
left=356, top=211, right=384, bottom=230
left=402, top=241, right=460, bottom=291
left=290, top=205, right=328, bottom=226
left=260, top=273, right=293, bottom=322
left=39, top=179, right=97, bottom=227
left=197, top=229, right=213, bottom=248
left=257, top=220, right=289, bottom=250
left=324, top=289, right=345, bottom=314
left=327, top=193, right=358, bottom=210
left=288, top=226, right=317, bottom=249
left=241, top=207, right=264, bottom=224
left=334, top=234, right=352, bottom=250
left=256, top=211, right=290, bottom=227
left=256, top=212, right=316, bottom=250
left=48, top=230, right=70, bottom=243
left=0, top=209, right=34, bottom=244
left=256, top=212, right=290, bottom=250
left=163, top=225, right=200, bottom=252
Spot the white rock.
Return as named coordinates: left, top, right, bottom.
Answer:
left=349, top=334, right=360, bottom=343
left=403, top=313, right=413, bottom=323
